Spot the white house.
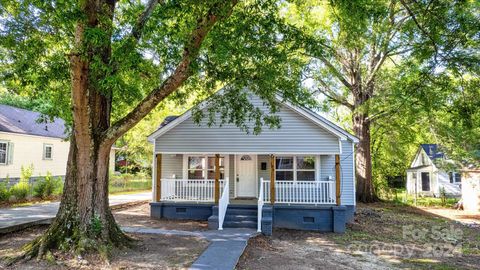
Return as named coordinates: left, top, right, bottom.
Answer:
left=148, top=90, right=358, bottom=234
left=406, top=144, right=461, bottom=197
left=0, top=104, right=116, bottom=181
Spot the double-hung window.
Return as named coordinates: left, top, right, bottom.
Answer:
left=0, top=141, right=7, bottom=165
left=187, top=155, right=226, bottom=180
left=43, top=144, right=53, bottom=160
left=296, top=156, right=316, bottom=181
left=188, top=156, right=205, bottom=179
left=275, top=156, right=317, bottom=181
left=275, top=157, right=294, bottom=181
left=449, top=172, right=461, bottom=183
left=207, top=156, right=225, bottom=180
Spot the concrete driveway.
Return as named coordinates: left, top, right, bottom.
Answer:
left=0, top=192, right=151, bottom=233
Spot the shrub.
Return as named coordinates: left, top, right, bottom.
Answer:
left=10, top=180, right=29, bottom=200
left=20, top=164, right=34, bottom=182
left=33, top=179, right=46, bottom=198
left=0, top=181, right=9, bottom=201
left=53, top=177, right=64, bottom=195
left=34, top=173, right=63, bottom=199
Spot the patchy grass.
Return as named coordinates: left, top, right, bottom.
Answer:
left=109, top=177, right=151, bottom=194
left=238, top=202, right=480, bottom=270
left=383, top=189, right=459, bottom=208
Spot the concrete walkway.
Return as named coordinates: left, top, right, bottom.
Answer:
left=0, top=192, right=151, bottom=233
left=122, top=226, right=258, bottom=270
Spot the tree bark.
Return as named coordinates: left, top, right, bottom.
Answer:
left=352, top=86, right=378, bottom=203
left=13, top=0, right=238, bottom=262
left=15, top=0, right=130, bottom=260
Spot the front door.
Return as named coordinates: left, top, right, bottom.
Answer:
left=236, top=155, right=256, bottom=197
left=421, top=172, right=430, bottom=191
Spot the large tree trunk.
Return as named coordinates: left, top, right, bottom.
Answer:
left=21, top=135, right=129, bottom=260
left=353, top=112, right=377, bottom=202
left=17, top=0, right=130, bottom=260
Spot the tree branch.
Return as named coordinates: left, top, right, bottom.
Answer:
left=399, top=0, right=438, bottom=61
left=317, top=55, right=352, bottom=89
left=103, top=0, right=238, bottom=145
left=315, top=79, right=354, bottom=110
left=131, top=0, right=163, bottom=41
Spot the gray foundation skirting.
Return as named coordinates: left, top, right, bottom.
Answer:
left=150, top=202, right=214, bottom=221
left=150, top=202, right=355, bottom=234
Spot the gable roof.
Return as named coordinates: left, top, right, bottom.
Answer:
left=148, top=91, right=358, bottom=143
left=421, top=144, right=445, bottom=160
left=0, top=104, right=67, bottom=139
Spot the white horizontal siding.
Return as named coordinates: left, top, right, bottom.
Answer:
left=155, top=96, right=340, bottom=154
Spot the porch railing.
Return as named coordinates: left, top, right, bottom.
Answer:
left=161, top=179, right=225, bottom=202
left=261, top=179, right=336, bottom=204
left=218, top=177, right=230, bottom=230
left=257, top=177, right=265, bottom=232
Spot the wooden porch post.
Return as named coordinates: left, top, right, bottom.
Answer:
left=155, top=153, right=162, bottom=202
left=335, top=154, right=341, bottom=205
left=270, top=154, right=275, bottom=204
left=214, top=154, right=220, bottom=204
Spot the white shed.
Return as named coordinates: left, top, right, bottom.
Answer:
left=461, top=170, right=480, bottom=212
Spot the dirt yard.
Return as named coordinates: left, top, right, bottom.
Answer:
left=0, top=203, right=209, bottom=269
left=237, top=203, right=480, bottom=270
left=113, top=203, right=209, bottom=231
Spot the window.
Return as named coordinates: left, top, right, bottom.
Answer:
left=296, top=156, right=316, bottom=181
left=186, top=155, right=226, bottom=180
left=275, top=156, right=317, bottom=181
left=43, top=144, right=53, bottom=160
left=275, top=156, right=294, bottom=181
left=0, top=142, right=7, bottom=165
left=188, top=156, right=205, bottom=179
left=207, top=156, right=225, bottom=180
left=449, top=172, right=461, bottom=183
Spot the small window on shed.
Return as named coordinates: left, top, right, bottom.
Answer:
left=240, top=155, right=252, bottom=161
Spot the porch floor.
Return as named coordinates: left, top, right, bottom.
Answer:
left=230, top=198, right=257, bottom=205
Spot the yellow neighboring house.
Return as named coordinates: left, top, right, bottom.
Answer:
left=0, top=104, right=116, bottom=180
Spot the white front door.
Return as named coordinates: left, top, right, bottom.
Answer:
left=236, top=155, right=257, bottom=197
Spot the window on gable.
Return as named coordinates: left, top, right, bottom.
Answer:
left=43, top=144, right=53, bottom=160
left=0, top=142, right=7, bottom=165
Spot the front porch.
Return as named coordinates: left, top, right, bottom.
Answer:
left=151, top=153, right=346, bottom=234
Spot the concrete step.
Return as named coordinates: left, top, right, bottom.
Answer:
left=223, top=220, right=257, bottom=228
left=225, top=208, right=257, bottom=216
left=225, top=214, right=257, bottom=222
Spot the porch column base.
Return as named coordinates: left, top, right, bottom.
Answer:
left=261, top=205, right=273, bottom=236
left=332, top=206, right=346, bottom=233
left=207, top=206, right=219, bottom=229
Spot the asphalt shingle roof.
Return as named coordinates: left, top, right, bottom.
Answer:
left=0, top=104, right=67, bottom=139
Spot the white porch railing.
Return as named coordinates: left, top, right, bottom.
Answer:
left=218, top=177, right=230, bottom=230
left=161, top=179, right=225, bottom=202
left=257, top=177, right=265, bottom=232
left=261, top=180, right=336, bottom=204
